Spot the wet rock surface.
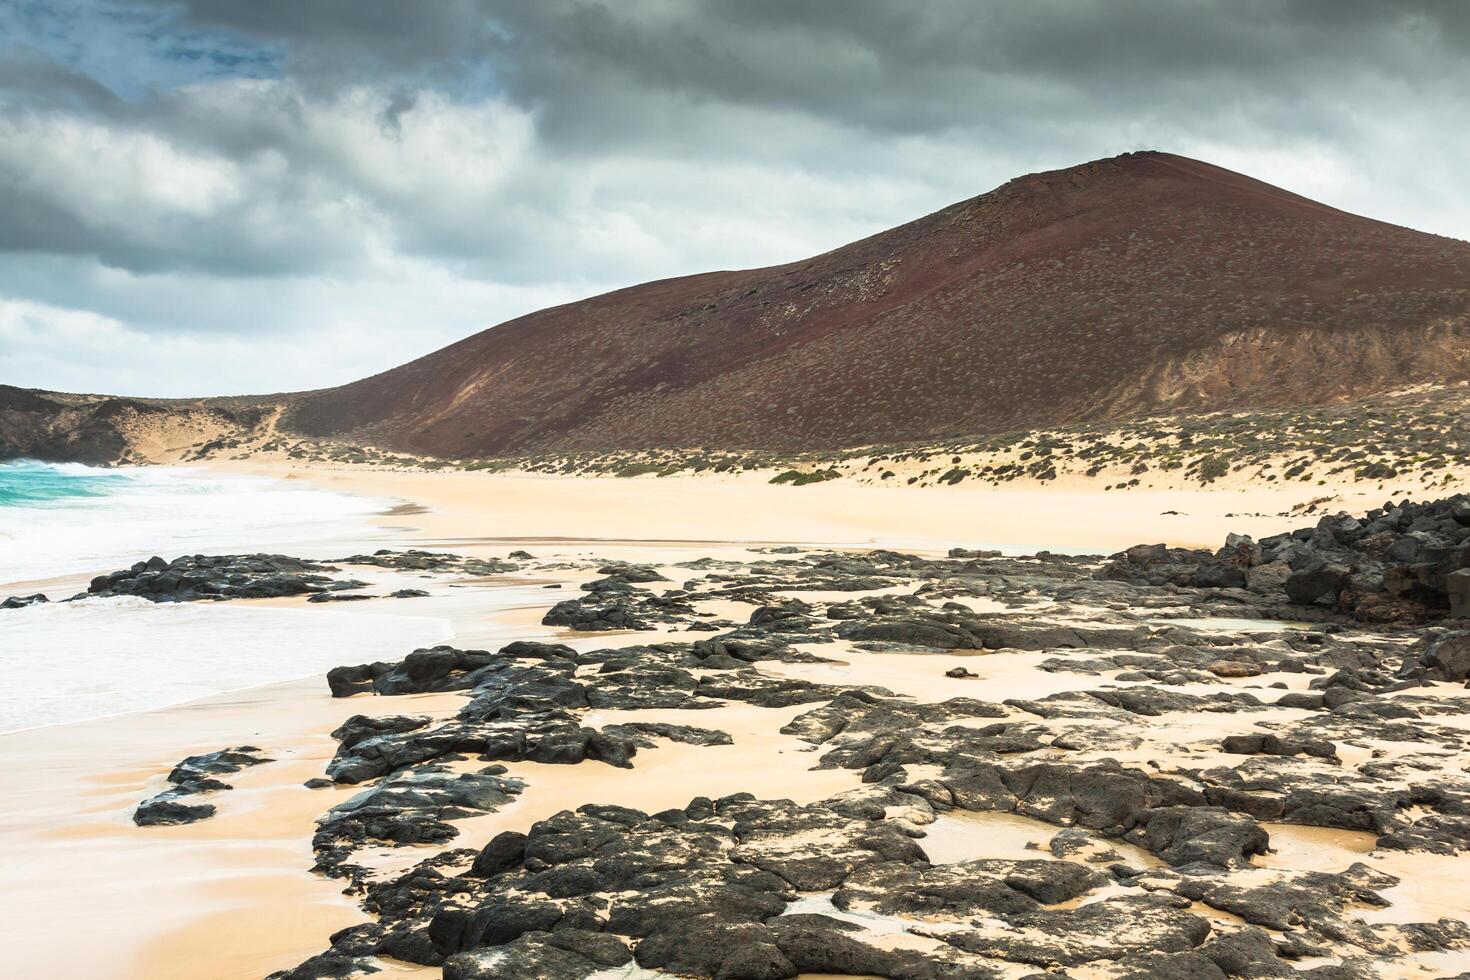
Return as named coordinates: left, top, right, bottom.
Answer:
left=123, top=501, right=1470, bottom=979
left=133, top=746, right=271, bottom=826
left=87, top=553, right=366, bottom=601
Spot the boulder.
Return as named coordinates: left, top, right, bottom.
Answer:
left=1284, top=563, right=1349, bottom=605
left=1448, top=568, right=1470, bottom=619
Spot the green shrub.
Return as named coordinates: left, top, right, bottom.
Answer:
left=1197, top=455, right=1230, bottom=483
left=770, top=468, right=841, bottom=486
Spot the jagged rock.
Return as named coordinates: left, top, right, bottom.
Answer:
left=924, top=893, right=1211, bottom=966
left=1139, top=806, right=1269, bottom=868
left=133, top=746, right=271, bottom=826
left=314, top=769, right=525, bottom=878
left=88, top=553, right=364, bottom=602
left=1399, top=631, right=1470, bottom=682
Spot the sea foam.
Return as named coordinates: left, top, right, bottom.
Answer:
left=0, top=460, right=390, bottom=586
left=0, top=596, right=453, bottom=733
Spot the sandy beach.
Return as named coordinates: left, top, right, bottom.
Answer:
left=8, top=7, right=1470, bottom=976
left=5, top=462, right=1470, bottom=979
left=214, top=460, right=1399, bottom=554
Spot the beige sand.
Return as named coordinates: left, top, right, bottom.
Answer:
left=7, top=461, right=1466, bottom=979
left=209, top=459, right=1376, bottom=554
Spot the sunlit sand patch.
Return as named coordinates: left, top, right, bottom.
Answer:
left=917, top=809, right=1163, bottom=871
left=942, top=594, right=1036, bottom=615
left=1383, top=948, right=1470, bottom=978
left=769, top=642, right=1092, bottom=704
left=691, top=595, right=758, bottom=623
left=776, top=582, right=925, bottom=604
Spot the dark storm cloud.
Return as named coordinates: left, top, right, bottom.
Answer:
left=7, top=0, right=1470, bottom=276
left=134, top=1, right=1470, bottom=142
left=1, top=0, right=1467, bottom=395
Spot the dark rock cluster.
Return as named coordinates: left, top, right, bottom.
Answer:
left=133, top=746, right=272, bottom=826
left=332, top=549, right=521, bottom=577
left=87, top=554, right=365, bottom=602
left=101, top=502, right=1470, bottom=978
left=540, top=572, right=695, bottom=631
left=0, top=548, right=532, bottom=611
left=1102, top=495, right=1470, bottom=624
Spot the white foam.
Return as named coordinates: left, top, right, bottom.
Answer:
left=0, top=596, right=454, bottom=733
left=0, top=464, right=392, bottom=587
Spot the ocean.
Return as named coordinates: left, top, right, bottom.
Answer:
left=0, top=459, right=387, bottom=585
left=0, top=460, right=453, bottom=732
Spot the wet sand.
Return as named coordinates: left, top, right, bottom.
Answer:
left=0, top=537, right=853, bottom=979
left=0, top=675, right=470, bottom=978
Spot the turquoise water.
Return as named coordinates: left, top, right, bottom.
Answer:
left=0, top=459, right=128, bottom=507
left=1, top=459, right=388, bottom=585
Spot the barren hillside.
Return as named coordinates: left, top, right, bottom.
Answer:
left=282, top=151, right=1470, bottom=457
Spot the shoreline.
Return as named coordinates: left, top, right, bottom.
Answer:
left=0, top=567, right=572, bottom=979
left=0, top=675, right=456, bottom=979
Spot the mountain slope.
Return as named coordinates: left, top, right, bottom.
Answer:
left=124, top=153, right=1470, bottom=455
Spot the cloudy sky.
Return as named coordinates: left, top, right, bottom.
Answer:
left=1, top=1, right=1467, bottom=397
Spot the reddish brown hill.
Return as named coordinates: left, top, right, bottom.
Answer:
left=285, top=151, right=1470, bottom=456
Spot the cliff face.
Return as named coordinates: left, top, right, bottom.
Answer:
left=281, top=151, right=1470, bottom=457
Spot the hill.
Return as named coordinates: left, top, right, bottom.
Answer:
left=280, top=151, right=1470, bottom=457
left=6, top=151, right=1470, bottom=465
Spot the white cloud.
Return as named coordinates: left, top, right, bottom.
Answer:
left=0, top=264, right=586, bottom=397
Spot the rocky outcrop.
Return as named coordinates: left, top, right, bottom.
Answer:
left=91, top=536, right=1462, bottom=980
left=133, top=746, right=271, bottom=826
left=88, top=554, right=365, bottom=602
left=1100, top=494, right=1470, bottom=624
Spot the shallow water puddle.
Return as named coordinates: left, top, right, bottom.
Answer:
left=1256, top=823, right=1377, bottom=874
left=917, top=809, right=1160, bottom=870
left=1356, top=848, right=1470, bottom=925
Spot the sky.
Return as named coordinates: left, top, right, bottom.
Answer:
left=1, top=1, right=1467, bottom=397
